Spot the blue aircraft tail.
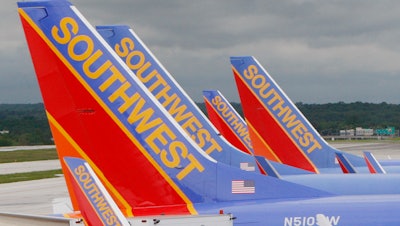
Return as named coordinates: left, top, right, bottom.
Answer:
left=335, top=153, right=357, bottom=174
left=18, top=0, right=331, bottom=217
left=96, top=25, right=262, bottom=173
left=203, top=89, right=319, bottom=176
left=63, top=157, right=130, bottom=225
left=230, top=56, right=367, bottom=173
left=202, top=90, right=255, bottom=155
left=364, top=151, right=386, bottom=174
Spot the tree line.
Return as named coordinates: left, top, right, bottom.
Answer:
left=1, top=102, right=399, bottom=146
left=197, top=101, right=400, bottom=136
left=0, top=104, right=51, bottom=146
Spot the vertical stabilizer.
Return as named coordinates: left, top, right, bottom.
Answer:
left=18, top=0, right=330, bottom=217
left=335, top=153, right=357, bottom=174
left=96, top=25, right=261, bottom=173
left=64, top=157, right=130, bottom=225
left=364, top=151, right=386, bottom=174
left=230, top=56, right=366, bottom=172
left=202, top=90, right=254, bottom=155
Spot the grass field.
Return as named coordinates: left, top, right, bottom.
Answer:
left=0, top=148, right=58, bottom=163
left=0, top=148, right=60, bottom=183
left=0, top=169, right=63, bottom=184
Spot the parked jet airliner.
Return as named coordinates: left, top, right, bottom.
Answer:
left=95, top=25, right=280, bottom=166
left=93, top=25, right=400, bottom=195
left=17, top=0, right=400, bottom=225
left=231, top=56, right=400, bottom=173
left=202, top=90, right=400, bottom=195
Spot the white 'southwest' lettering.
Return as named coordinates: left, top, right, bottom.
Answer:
left=52, top=17, right=204, bottom=180
left=242, top=64, right=322, bottom=154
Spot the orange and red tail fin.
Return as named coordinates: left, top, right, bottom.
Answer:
left=335, top=153, right=357, bottom=174
left=231, top=56, right=366, bottom=173
left=96, top=25, right=261, bottom=173
left=18, top=0, right=331, bottom=218
left=364, top=151, right=386, bottom=174
left=64, top=157, right=130, bottom=225
left=202, top=90, right=254, bottom=155
left=18, top=0, right=204, bottom=216
left=203, top=90, right=285, bottom=163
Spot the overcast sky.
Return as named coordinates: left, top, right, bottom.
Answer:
left=3, top=0, right=400, bottom=104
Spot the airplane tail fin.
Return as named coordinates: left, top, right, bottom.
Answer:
left=95, top=25, right=261, bottom=173
left=364, top=151, right=386, bottom=174
left=254, top=156, right=281, bottom=178
left=203, top=89, right=282, bottom=164
left=18, top=0, right=207, bottom=215
left=19, top=0, right=331, bottom=216
left=335, top=153, right=357, bottom=174
left=63, top=157, right=130, bottom=225
left=230, top=56, right=366, bottom=172
left=202, top=90, right=254, bottom=155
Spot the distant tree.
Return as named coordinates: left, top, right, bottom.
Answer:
left=0, top=136, right=13, bottom=146
left=1, top=102, right=400, bottom=146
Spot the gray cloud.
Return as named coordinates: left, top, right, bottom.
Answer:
left=2, top=0, right=400, bottom=103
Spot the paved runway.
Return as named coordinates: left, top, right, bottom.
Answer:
left=0, top=141, right=400, bottom=217
left=0, top=145, right=55, bottom=152
left=0, top=160, right=61, bottom=175
left=333, top=141, right=400, bottom=159
left=0, top=177, right=69, bottom=215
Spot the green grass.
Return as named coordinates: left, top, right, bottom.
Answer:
left=0, top=149, right=61, bottom=183
left=0, top=148, right=58, bottom=163
left=0, top=169, right=63, bottom=184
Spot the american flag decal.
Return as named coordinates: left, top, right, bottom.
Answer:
left=240, top=162, right=256, bottom=171
left=232, top=180, right=255, bottom=194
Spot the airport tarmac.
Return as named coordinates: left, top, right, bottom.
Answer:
left=0, top=142, right=400, bottom=217
left=332, top=141, right=400, bottom=159
left=0, top=145, right=55, bottom=152
left=0, top=177, right=69, bottom=215
left=0, top=160, right=61, bottom=175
